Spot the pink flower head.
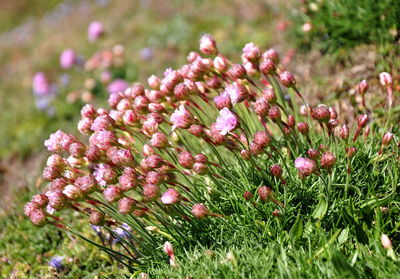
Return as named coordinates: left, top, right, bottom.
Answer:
left=199, top=34, right=217, bottom=55
left=32, top=72, right=50, bottom=96
left=379, top=72, right=393, bottom=87
left=60, top=49, right=76, bottom=69
left=161, top=188, right=182, bottom=205
left=242, top=42, right=261, bottom=62
left=225, top=84, right=248, bottom=105
left=170, top=104, right=193, bottom=130
left=294, top=157, right=316, bottom=177
left=213, top=90, right=231, bottom=110
left=88, top=21, right=104, bottom=42
left=215, top=108, right=239, bottom=135
left=107, top=79, right=129, bottom=95
left=93, top=163, right=117, bottom=186
left=44, top=130, right=67, bottom=152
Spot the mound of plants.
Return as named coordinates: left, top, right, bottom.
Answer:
left=24, top=34, right=399, bottom=277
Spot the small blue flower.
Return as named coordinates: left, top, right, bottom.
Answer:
left=112, top=223, right=132, bottom=243
left=49, top=256, right=64, bottom=271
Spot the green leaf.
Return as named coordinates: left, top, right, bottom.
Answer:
left=289, top=214, right=303, bottom=242
left=332, top=253, right=361, bottom=279
left=312, top=194, right=328, bottom=220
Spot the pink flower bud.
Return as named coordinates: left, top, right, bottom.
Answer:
left=170, top=105, right=194, bottom=130
left=145, top=171, right=164, bottom=185
left=163, top=241, right=174, bottom=257
left=382, top=132, right=393, bottom=146
left=240, top=149, right=252, bottom=160
left=43, top=166, right=61, bottom=181
left=118, top=197, right=137, bottom=214
left=75, top=175, right=98, bottom=194
left=143, top=184, right=160, bottom=201
left=243, top=191, right=253, bottom=201
left=148, top=75, right=161, bottom=90
left=89, top=131, right=118, bottom=150
left=178, top=151, right=195, bottom=169
left=258, top=186, right=272, bottom=202
left=312, top=105, right=330, bottom=123
left=189, top=124, right=204, bottom=137
left=228, top=64, right=247, bottom=79
left=60, top=49, right=76, bottom=69
left=108, top=93, right=123, bottom=109
left=191, top=204, right=209, bottom=219
left=103, top=186, right=123, bottom=203
left=174, top=83, right=191, bottom=100
left=150, top=132, right=169, bottom=148
left=259, top=59, right=276, bottom=75
left=88, top=21, right=104, bottom=42
left=253, top=97, right=270, bottom=116
left=199, top=34, right=217, bottom=55
left=327, top=119, right=338, bottom=129
left=357, top=114, right=369, bottom=128
left=263, top=48, right=280, bottom=64
left=31, top=194, right=49, bottom=208
left=90, top=211, right=105, bottom=226
left=253, top=131, right=270, bottom=147
left=321, top=152, right=336, bottom=170
left=161, top=188, right=182, bottom=205
left=78, top=118, right=93, bottom=135
left=381, top=234, right=392, bottom=249
left=288, top=115, right=295, bottom=128
left=340, top=124, right=350, bottom=140
left=119, top=171, right=137, bottom=191
left=214, top=91, right=232, bottom=110
left=294, top=157, right=316, bottom=177
left=46, top=190, right=68, bottom=211
left=346, top=147, right=357, bottom=158
left=329, top=107, right=337, bottom=119
left=49, top=178, right=69, bottom=191
left=250, top=142, right=264, bottom=155
left=263, top=87, right=277, bottom=104
left=193, top=162, right=208, bottom=175
left=379, top=72, right=393, bottom=87
left=145, top=154, right=164, bottom=169
left=69, top=142, right=86, bottom=158
left=206, top=76, right=222, bottom=89
left=86, top=145, right=103, bottom=163
left=270, top=164, right=283, bottom=178
left=307, top=149, right=320, bottom=160
left=24, top=201, right=41, bottom=217
left=29, top=209, right=47, bottom=227
left=194, top=154, right=208, bottom=164
left=242, top=42, right=261, bottom=62
left=63, top=185, right=83, bottom=200
left=279, top=71, right=296, bottom=88
left=81, top=104, right=97, bottom=119
left=214, top=55, right=228, bottom=72
left=268, top=106, right=281, bottom=122
left=358, top=80, right=369, bottom=96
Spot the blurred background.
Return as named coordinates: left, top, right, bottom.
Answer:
left=0, top=0, right=398, bottom=277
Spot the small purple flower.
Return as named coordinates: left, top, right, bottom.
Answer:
left=88, top=21, right=104, bottom=42
left=49, top=256, right=64, bottom=271
left=140, top=47, right=153, bottom=61
left=33, top=72, right=51, bottom=96
left=113, top=223, right=132, bottom=243
left=90, top=224, right=103, bottom=237
left=107, top=79, right=129, bottom=95
left=215, top=108, right=239, bottom=135
left=60, top=49, right=76, bottom=69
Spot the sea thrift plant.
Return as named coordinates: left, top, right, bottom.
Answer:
left=26, top=35, right=399, bottom=271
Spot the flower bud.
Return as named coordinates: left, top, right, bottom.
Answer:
left=329, top=107, right=337, bottom=119
left=358, top=80, right=369, bottom=96
left=145, top=154, right=164, bottom=169
left=346, top=147, right=357, bottom=158
left=253, top=97, right=270, bottom=116
left=268, top=106, right=281, bottom=122
left=194, top=153, right=208, bottom=164
left=161, top=188, right=182, bottom=205
left=357, top=114, right=369, bottom=128
left=312, top=105, right=330, bottom=123
left=163, top=241, right=174, bottom=257
left=148, top=75, right=161, bottom=90
left=43, top=166, right=61, bottom=181
left=250, top=142, right=264, bottom=155
left=320, top=152, right=336, bottom=170
left=253, top=131, right=270, bottom=147
left=379, top=72, right=393, bottom=87
left=31, top=194, right=49, bottom=208
left=199, top=34, right=217, bottom=55
left=297, top=122, right=309, bottom=135
left=78, top=117, right=93, bottom=135
left=69, top=142, right=87, bottom=158
left=340, top=124, right=350, bottom=140
left=259, top=59, right=276, bottom=75
left=270, top=164, right=283, bottom=178
left=294, top=157, right=316, bottom=177
left=243, top=191, right=253, bottom=201
left=288, top=115, right=295, bottom=128
left=24, top=201, right=41, bottom=217
left=49, top=178, right=69, bottom=191
left=258, top=186, right=272, bottom=202
left=150, top=132, right=169, bottom=148
left=382, top=132, right=393, bottom=146
left=63, top=185, right=83, bottom=200
left=242, top=42, right=261, bottom=62
left=118, top=197, right=137, bottom=214
left=263, top=48, right=280, bottom=64
left=193, top=162, right=208, bottom=175
left=240, top=149, right=251, bottom=160
left=90, top=211, right=105, bottom=226
left=279, top=71, right=296, bottom=88
left=381, top=234, right=392, bottom=249
left=29, top=209, right=47, bottom=227
left=46, top=190, right=68, bottom=211
left=174, top=83, right=191, bottom=100
left=143, top=184, right=160, bottom=201
left=103, top=186, right=123, bottom=203
left=214, top=55, right=228, bottom=72
left=228, top=64, right=247, bottom=79
left=263, top=87, right=277, bottom=104
left=307, top=149, right=320, bottom=160
left=191, top=204, right=209, bottom=219
left=75, top=175, right=98, bottom=194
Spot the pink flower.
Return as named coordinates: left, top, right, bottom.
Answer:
left=215, top=108, right=238, bottom=135
left=88, top=21, right=104, bottom=42
left=170, top=105, right=193, bottom=130
left=379, top=72, right=393, bottom=87
left=225, top=85, right=244, bottom=105
left=161, top=188, right=182, bottom=205
left=107, top=79, right=129, bottom=95
left=242, top=42, right=260, bottom=62
left=213, top=90, right=231, bottom=109
left=294, top=157, right=316, bottom=177
left=44, top=130, right=67, bottom=152
left=60, top=49, right=76, bottom=69
left=32, top=72, right=50, bottom=96
left=199, top=34, right=217, bottom=55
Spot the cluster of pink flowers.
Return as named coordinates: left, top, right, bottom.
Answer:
left=26, top=34, right=397, bottom=262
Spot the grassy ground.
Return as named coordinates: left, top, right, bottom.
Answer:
left=0, top=0, right=399, bottom=278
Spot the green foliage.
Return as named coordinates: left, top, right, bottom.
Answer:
left=289, top=0, right=400, bottom=54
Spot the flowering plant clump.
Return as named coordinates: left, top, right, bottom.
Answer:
left=25, top=35, right=399, bottom=271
